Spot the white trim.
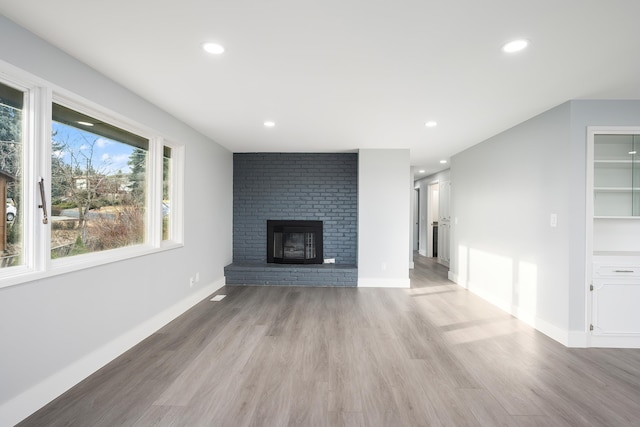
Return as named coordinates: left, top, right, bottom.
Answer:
left=447, top=270, right=458, bottom=283
left=585, top=127, right=595, bottom=346
left=0, top=242, right=183, bottom=288
left=358, top=277, right=410, bottom=288
left=426, top=180, right=439, bottom=258
left=585, top=127, right=640, bottom=347
left=452, top=278, right=575, bottom=347
left=162, top=141, right=185, bottom=245
left=587, top=334, right=640, bottom=349
left=148, top=136, right=163, bottom=248
left=568, top=331, right=589, bottom=348
left=0, top=277, right=226, bottom=427
left=519, top=313, right=570, bottom=347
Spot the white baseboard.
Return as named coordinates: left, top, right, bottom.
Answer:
left=450, top=278, right=576, bottom=347
left=0, top=277, right=226, bottom=427
left=520, top=314, right=570, bottom=346
left=447, top=271, right=458, bottom=284
left=568, top=331, right=589, bottom=348
left=587, top=334, right=640, bottom=348
left=358, top=277, right=410, bottom=288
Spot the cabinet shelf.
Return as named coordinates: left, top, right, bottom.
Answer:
left=592, top=133, right=640, bottom=218
left=594, top=187, right=640, bottom=192
left=595, top=160, right=640, bottom=169
left=594, top=216, right=640, bottom=220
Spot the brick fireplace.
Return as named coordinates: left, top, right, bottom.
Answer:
left=225, top=153, right=358, bottom=286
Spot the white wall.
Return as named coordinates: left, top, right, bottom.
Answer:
left=0, top=17, right=233, bottom=425
left=358, top=149, right=410, bottom=287
left=449, top=103, right=572, bottom=344
left=449, top=99, right=640, bottom=347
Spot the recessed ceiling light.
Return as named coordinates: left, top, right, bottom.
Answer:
left=425, top=121, right=437, bottom=128
left=77, top=121, right=93, bottom=127
left=630, top=151, right=637, bottom=155
left=202, top=42, right=225, bottom=54
left=440, top=160, right=447, bottom=164
left=264, top=121, right=275, bottom=127
left=502, top=39, right=529, bottom=53
left=419, top=170, right=425, bottom=173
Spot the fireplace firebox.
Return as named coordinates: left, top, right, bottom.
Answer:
left=267, top=220, right=323, bottom=264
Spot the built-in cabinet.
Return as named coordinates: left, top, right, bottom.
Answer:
left=588, top=128, right=640, bottom=346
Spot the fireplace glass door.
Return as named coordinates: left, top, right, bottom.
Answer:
left=267, top=220, right=323, bottom=264
left=273, top=231, right=316, bottom=261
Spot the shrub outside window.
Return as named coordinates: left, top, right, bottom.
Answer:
left=51, top=103, right=149, bottom=258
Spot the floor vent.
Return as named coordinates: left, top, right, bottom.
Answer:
left=210, top=294, right=226, bottom=302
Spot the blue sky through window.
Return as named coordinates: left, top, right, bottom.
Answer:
left=52, top=121, right=135, bottom=174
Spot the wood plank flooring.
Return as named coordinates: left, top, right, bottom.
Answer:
left=18, top=256, right=640, bottom=426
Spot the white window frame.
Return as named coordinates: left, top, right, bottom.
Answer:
left=158, top=140, right=185, bottom=246
left=0, top=65, right=184, bottom=289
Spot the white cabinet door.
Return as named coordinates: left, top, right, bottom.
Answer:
left=592, top=279, right=640, bottom=335
left=591, top=262, right=640, bottom=336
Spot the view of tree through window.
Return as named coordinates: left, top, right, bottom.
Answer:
left=0, top=82, right=23, bottom=269
left=51, top=103, right=148, bottom=258
left=162, top=146, right=172, bottom=240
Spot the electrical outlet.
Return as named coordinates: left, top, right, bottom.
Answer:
left=189, top=277, right=194, bottom=287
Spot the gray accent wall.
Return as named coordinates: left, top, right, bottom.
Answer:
left=233, top=153, right=358, bottom=265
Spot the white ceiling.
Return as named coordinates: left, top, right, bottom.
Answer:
left=2, top=1, right=640, bottom=176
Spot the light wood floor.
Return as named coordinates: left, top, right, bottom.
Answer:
left=19, top=256, right=640, bottom=426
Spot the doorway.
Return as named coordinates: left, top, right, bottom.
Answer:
left=427, top=182, right=439, bottom=258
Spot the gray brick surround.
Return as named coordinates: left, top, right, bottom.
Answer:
left=228, top=153, right=358, bottom=286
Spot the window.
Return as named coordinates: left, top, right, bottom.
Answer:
left=0, top=70, right=183, bottom=286
left=0, top=82, right=24, bottom=269
left=51, top=103, right=149, bottom=258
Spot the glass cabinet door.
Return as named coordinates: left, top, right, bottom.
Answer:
left=593, top=134, right=640, bottom=217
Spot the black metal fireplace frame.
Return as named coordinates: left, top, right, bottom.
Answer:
left=267, top=220, right=323, bottom=264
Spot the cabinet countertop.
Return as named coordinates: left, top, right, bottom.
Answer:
left=593, top=251, right=640, bottom=260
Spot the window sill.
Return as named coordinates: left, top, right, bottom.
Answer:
left=0, top=242, right=184, bottom=290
